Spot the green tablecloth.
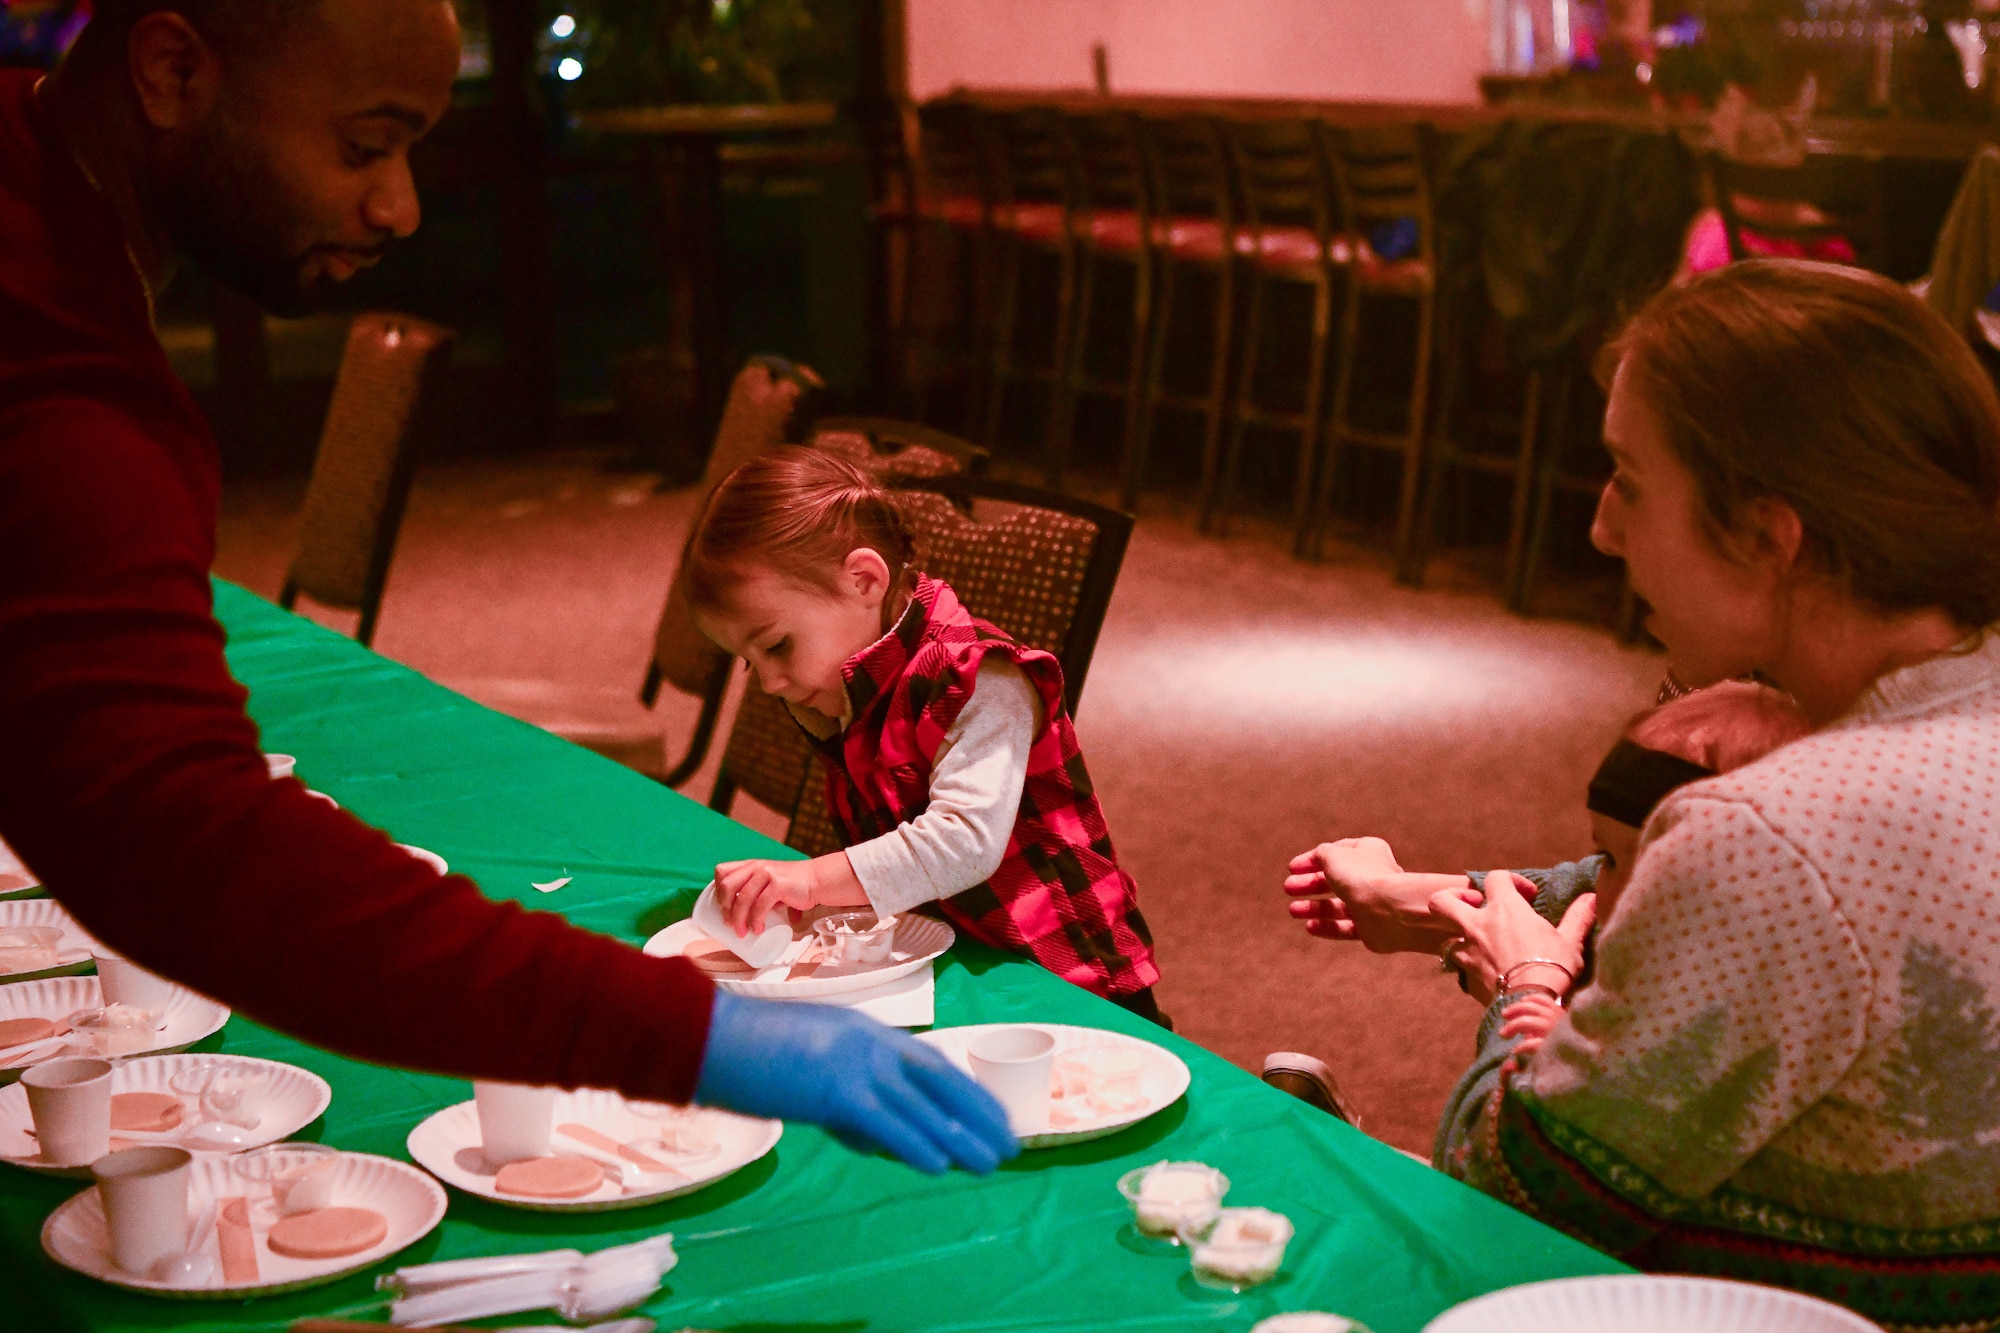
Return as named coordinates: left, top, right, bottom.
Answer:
left=0, top=581, right=1625, bottom=1332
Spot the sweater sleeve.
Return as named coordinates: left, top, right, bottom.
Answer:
left=0, top=395, right=717, bottom=1103
left=844, top=657, right=1037, bottom=916
left=1444, top=794, right=1870, bottom=1249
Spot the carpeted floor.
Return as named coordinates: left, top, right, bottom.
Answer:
left=214, top=450, right=1663, bottom=1156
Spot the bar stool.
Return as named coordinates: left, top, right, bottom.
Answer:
left=982, top=108, right=1085, bottom=463
left=1130, top=115, right=1238, bottom=516
left=1050, top=109, right=1156, bottom=496
left=854, top=98, right=918, bottom=411
left=1708, top=151, right=1889, bottom=272
left=907, top=101, right=997, bottom=433
left=1308, top=121, right=1439, bottom=579
left=1210, top=116, right=1344, bottom=547
left=1401, top=285, right=1546, bottom=596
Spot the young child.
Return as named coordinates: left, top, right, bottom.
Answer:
left=1492, top=680, right=1812, bottom=1062
left=681, top=447, right=1164, bottom=1022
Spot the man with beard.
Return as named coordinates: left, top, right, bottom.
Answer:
left=0, top=0, right=1015, bottom=1178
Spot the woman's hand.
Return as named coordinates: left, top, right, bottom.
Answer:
left=1432, top=871, right=1595, bottom=1005
left=1285, top=837, right=1485, bottom=954
left=713, top=851, right=870, bottom=937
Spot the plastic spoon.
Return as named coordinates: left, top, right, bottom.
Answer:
left=546, top=1136, right=652, bottom=1192
left=150, top=1197, right=220, bottom=1286
left=0, top=1035, right=72, bottom=1069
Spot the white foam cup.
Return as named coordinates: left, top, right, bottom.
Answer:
left=473, top=1081, right=557, bottom=1165
left=21, top=1056, right=112, bottom=1167
left=263, top=753, right=296, bottom=780
left=92, top=1145, right=192, bottom=1274
left=92, top=952, right=177, bottom=1011
left=966, top=1027, right=1057, bottom=1135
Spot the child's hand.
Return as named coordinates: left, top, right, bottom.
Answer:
left=712, top=852, right=872, bottom=939
left=713, top=859, right=820, bottom=938
left=1498, top=992, right=1564, bottom=1044
left=1495, top=993, right=1564, bottom=1081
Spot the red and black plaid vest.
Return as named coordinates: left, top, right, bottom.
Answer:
left=809, top=577, right=1158, bottom=997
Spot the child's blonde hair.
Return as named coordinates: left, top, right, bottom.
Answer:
left=683, top=446, right=916, bottom=617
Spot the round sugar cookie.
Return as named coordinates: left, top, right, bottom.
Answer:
left=683, top=936, right=758, bottom=977
left=493, top=1153, right=604, bottom=1199
left=0, top=1016, right=55, bottom=1049
left=109, top=1090, right=183, bottom=1132
left=267, top=1206, right=389, bottom=1259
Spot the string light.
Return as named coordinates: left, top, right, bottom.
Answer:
left=557, top=56, right=583, bottom=81
left=550, top=14, right=576, bottom=37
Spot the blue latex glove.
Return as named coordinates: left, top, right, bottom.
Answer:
left=694, top=991, right=1019, bottom=1174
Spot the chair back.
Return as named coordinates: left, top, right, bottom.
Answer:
left=988, top=107, right=1081, bottom=224
left=1064, top=110, right=1152, bottom=223
left=281, top=312, right=454, bottom=647
left=1226, top=117, right=1334, bottom=242
left=1323, top=121, right=1436, bottom=258
left=853, top=98, right=916, bottom=220
left=811, top=416, right=989, bottom=479
left=892, top=476, right=1133, bottom=716
left=1708, top=151, right=1889, bottom=271
left=645, top=357, right=823, bottom=706
left=1140, top=115, right=1235, bottom=231
left=914, top=101, right=993, bottom=227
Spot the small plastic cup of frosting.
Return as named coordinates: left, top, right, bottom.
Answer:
left=813, top=912, right=898, bottom=966
left=1185, top=1206, right=1294, bottom=1290
left=1117, top=1160, right=1228, bottom=1242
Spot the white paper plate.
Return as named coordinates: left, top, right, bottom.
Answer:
left=406, top=1089, right=780, bottom=1213
left=0, top=977, right=231, bottom=1086
left=644, top=914, right=954, bottom=999
left=916, top=1022, right=1191, bottom=1149
left=43, top=1149, right=445, bottom=1299
left=0, top=1054, right=332, bottom=1178
left=0, top=835, right=39, bottom=899
left=0, top=899, right=103, bottom=983
left=1423, top=1276, right=1882, bottom=1333
left=395, top=845, right=447, bottom=875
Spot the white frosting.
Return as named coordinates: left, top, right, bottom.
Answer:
left=1133, top=1164, right=1223, bottom=1235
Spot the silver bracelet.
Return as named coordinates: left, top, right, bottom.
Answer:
left=1500, top=958, right=1575, bottom=993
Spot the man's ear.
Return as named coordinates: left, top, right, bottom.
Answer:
left=128, top=13, right=221, bottom=133
left=843, top=547, right=892, bottom=603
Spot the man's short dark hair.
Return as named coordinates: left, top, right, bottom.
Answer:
left=78, top=0, right=322, bottom=54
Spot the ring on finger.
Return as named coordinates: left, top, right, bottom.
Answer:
left=1439, top=935, right=1466, bottom=973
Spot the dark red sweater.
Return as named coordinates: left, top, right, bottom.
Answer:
left=0, top=71, right=715, bottom=1101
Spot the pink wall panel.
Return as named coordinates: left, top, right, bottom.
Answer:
left=906, top=0, right=1488, bottom=105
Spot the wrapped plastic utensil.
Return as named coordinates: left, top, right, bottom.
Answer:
left=379, top=1234, right=677, bottom=1327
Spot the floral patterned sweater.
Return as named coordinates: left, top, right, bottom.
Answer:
left=1439, top=632, right=2000, bottom=1332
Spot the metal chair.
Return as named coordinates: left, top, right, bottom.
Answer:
left=1051, top=110, right=1156, bottom=496
left=709, top=475, right=1134, bottom=859
left=1131, top=114, right=1239, bottom=517
left=981, top=108, right=1086, bottom=463
left=1210, top=117, right=1343, bottom=548
left=1708, top=151, right=1890, bottom=272
left=1309, top=121, right=1440, bottom=582
left=641, top=356, right=824, bottom=786
left=279, top=312, right=455, bottom=647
